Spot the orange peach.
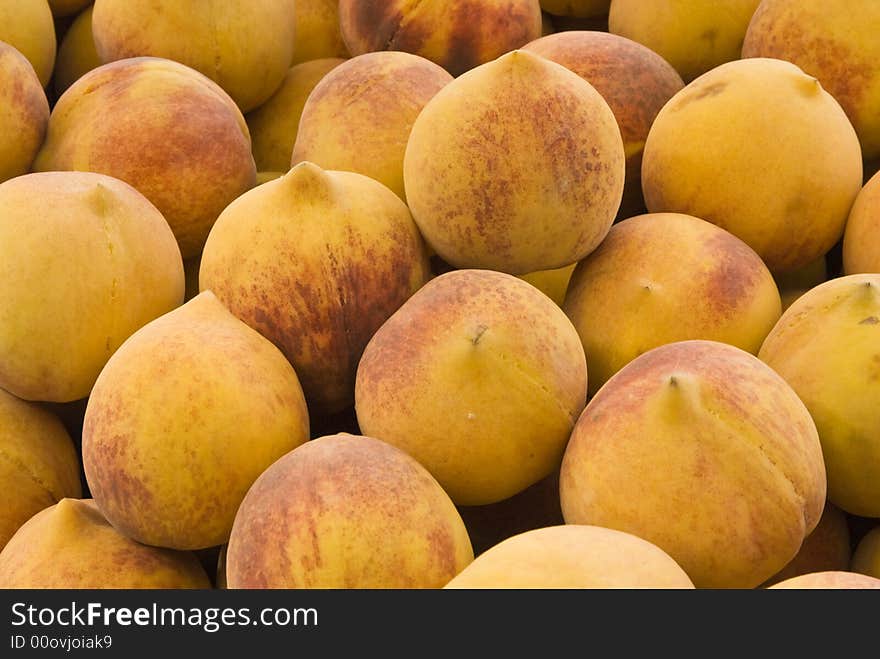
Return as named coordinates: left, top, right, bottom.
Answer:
left=404, top=49, right=625, bottom=275
left=563, top=212, right=781, bottom=395
left=92, top=0, right=297, bottom=112
left=0, top=42, right=49, bottom=183
left=199, top=162, right=431, bottom=416
left=291, top=52, right=452, bottom=202
left=82, top=291, right=311, bottom=550
left=560, top=340, right=827, bottom=588
left=339, top=0, right=543, bottom=76
left=355, top=269, right=588, bottom=506
left=226, top=434, right=474, bottom=589
left=33, top=57, right=256, bottom=259
left=0, top=499, right=211, bottom=589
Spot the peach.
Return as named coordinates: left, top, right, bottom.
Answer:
left=563, top=212, right=781, bottom=396
left=53, top=5, right=101, bottom=96
left=560, top=340, right=827, bottom=588
left=92, top=0, right=297, bottom=112
left=642, top=57, right=863, bottom=273
left=444, top=525, right=694, bottom=588
left=0, top=499, right=211, bottom=588
left=199, top=162, right=431, bottom=416
left=404, top=50, right=625, bottom=275
left=355, top=269, right=588, bottom=506
left=0, top=0, right=56, bottom=87
left=291, top=0, right=350, bottom=66
left=291, top=52, right=451, bottom=202
left=761, top=502, right=852, bottom=587
left=523, top=31, right=683, bottom=218
left=843, top=171, right=880, bottom=275
left=742, top=0, right=880, bottom=160
left=518, top=264, right=577, bottom=307
left=0, top=42, right=49, bottom=183
left=759, top=274, right=880, bottom=517
left=82, top=291, right=311, bottom=550
left=851, top=526, right=880, bottom=580
left=0, top=171, right=183, bottom=402
left=248, top=58, right=345, bottom=173
left=338, top=0, right=543, bottom=77
left=608, top=0, right=761, bottom=83
left=226, top=434, right=474, bottom=589
left=768, top=571, right=880, bottom=589
left=33, top=57, right=256, bottom=259
left=0, top=389, right=82, bottom=550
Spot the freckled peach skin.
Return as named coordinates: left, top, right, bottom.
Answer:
left=0, top=389, right=82, bottom=551
left=200, top=162, right=431, bottom=416
left=560, top=340, right=827, bottom=589
left=404, top=49, right=625, bottom=275
left=563, top=212, right=781, bottom=396
left=226, top=434, right=474, bottom=589
left=339, top=0, right=543, bottom=77
left=82, top=291, right=311, bottom=550
left=291, top=52, right=451, bottom=202
left=0, top=499, right=211, bottom=589
left=355, top=269, right=588, bottom=506
left=33, top=57, right=256, bottom=259
left=0, top=42, right=49, bottom=183
left=523, top=30, right=683, bottom=218
left=743, top=0, right=880, bottom=161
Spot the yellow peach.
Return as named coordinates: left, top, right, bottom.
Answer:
left=560, top=340, right=827, bottom=588
left=291, top=52, right=451, bottom=202
left=248, top=58, right=345, bottom=173
left=563, top=212, right=781, bottom=396
left=355, top=269, right=588, bottom=506
left=642, top=57, right=863, bottom=273
left=759, top=274, right=880, bottom=517
left=82, top=291, right=311, bottom=550
left=404, top=49, right=625, bottom=275
left=226, top=434, right=474, bottom=589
